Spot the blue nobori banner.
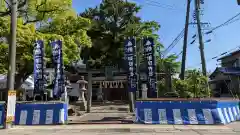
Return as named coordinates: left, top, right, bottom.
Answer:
left=33, top=40, right=45, bottom=94
left=143, top=37, right=157, bottom=98
left=124, top=37, right=137, bottom=92
left=51, top=40, right=64, bottom=98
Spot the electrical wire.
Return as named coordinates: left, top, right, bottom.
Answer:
left=144, top=0, right=183, bottom=10
left=172, top=0, right=196, bottom=58
left=176, top=39, right=196, bottom=58
left=133, top=0, right=184, bottom=11
left=187, top=45, right=240, bottom=69
left=206, top=12, right=240, bottom=34
left=132, top=0, right=192, bottom=58
left=132, top=0, right=194, bottom=57
left=162, top=28, right=185, bottom=56
left=176, top=51, right=183, bottom=57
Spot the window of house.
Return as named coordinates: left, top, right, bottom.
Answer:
left=233, top=59, right=239, bottom=67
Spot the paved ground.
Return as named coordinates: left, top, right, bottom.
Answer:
left=2, top=102, right=240, bottom=134
left=69, top=103, right=133, bottom=124
left=69, top=112, right=133, bottom=124
left=1, top=122, right=240, bottom=135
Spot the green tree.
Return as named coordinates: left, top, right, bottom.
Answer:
left=38, top=11, right=92, bottom=65
left=170, top=69, right=211, bottom=98
left=155, top=45, right=181, bottom=97
left=0, top=0, right=72, bottom=24
left=80, top=0, right=161, bottom=68
left=185, top=69, right=211, bottom=98
left=0, top=0, right=92, bottom=89
left=156, top=54, right=180, bottom=73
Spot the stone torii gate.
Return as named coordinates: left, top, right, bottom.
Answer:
left=85, top=67, right=127, bottom=113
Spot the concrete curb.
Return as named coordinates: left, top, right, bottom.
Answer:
left=12, top=124, right=231, bottom=130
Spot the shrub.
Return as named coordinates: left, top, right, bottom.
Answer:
left=157, top=69, right=211, bottom=98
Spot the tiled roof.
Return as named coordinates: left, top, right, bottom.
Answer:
left=209, top=67, right=240, bottom=79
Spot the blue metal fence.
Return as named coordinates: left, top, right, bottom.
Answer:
left=135, top=100, right=240, bottom=125
left=0, top=103, right=3, bottom=125
left=0, top=102, right=67, bottom=125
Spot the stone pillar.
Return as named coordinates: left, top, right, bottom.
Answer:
left=97, top=87, right=103, bottom=101
left=81, top=91, right=87, bottom=110
left=141, top=83, right=148, bottom=99
left=87, top=72, right=92, bottom=113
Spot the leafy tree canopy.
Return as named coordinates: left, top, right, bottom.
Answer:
left=80, top=0, right=180, bottom=73
left=0, top=0, right=91, bottom=88
left=0, top=0, right=72, bottom=24
left=80, top=0, right=163, bottom=68
left=157, top=69, right=211, bottom=98
left=156, top=54, right=181, bottom=73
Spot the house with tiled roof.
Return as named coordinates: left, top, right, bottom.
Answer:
left=209, top=50, right=240, bottom=97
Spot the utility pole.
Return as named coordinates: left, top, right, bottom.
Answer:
left=4, top=0, right=18, bottom=129
left=180, top=0, right=191, bottom=80
left=195, top=0, right=207, bottom=76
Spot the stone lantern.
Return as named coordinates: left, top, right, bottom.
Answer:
left=77, top=76, right=88, bottom=110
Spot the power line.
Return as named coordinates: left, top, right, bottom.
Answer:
left=176, top=32, right=211, bottom=59
left=144, top=0, right=183, bottom=10
left=163, top=28, right=185, bottom=56
left=187, top=44, right=240, bottom=69
left=132, top=0, right=186, bottom=56
left=176, top=42, right=195, bottom=58
left=211, top=45, right=240, bottom=60
left=177, top=43, right=192, bottom=58
left=133, top=0, right=184, bottom=11
left=176, top=51, right=183, bottom=57
left=164, top=0, right=195, bottom=58
left=206, top=12, right=240, bottom=34
left=186, top=4, right=238, bottom=67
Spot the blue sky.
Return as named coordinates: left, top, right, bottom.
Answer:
left=73, top=0, right=240, bottom=72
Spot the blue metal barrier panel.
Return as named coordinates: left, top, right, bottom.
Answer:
left=135, top=99, right=240, bottom=125
left=0, top=103, right=4, bottom=125
left=14, top=102, right=67, bottom=125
